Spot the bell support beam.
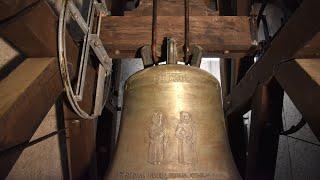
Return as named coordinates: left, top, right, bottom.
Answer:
left=100, top=16, right=253, bottom=59
left=0, top=0, right=38, bottom=21
left=0, top=1, right=78, bottom=61
left=275, top=59, right=320, bottom=140
left=224, top=0, right=320, bottom=119
left=246, top=80, right=284, bottom=180
left=0, top=58, right=62, bottom=178
left=63, top=64, right=99, bottom=179
left=124, top=0, right=217, bottom=16
left=0, top=0, right=99, bottom=178
left=295, top=32, right=320, bottom=59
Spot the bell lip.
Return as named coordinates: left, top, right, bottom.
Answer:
left=125, top=64, right=220, bottom=85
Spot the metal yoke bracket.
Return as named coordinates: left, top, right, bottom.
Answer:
left=58, top=0, right=112, bottom=119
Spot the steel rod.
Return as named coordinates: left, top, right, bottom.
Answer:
left=152, top=0, right=158, bottom=63
left=185, top=0, right=190, bottom=63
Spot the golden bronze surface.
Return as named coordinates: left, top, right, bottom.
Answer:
left=107, top=65, right=240, bottom=179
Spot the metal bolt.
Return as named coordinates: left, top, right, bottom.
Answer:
left=94, top=41, right=100, bottom=47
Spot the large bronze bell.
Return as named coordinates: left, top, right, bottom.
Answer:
left=107, top=56, right=241, bottom=179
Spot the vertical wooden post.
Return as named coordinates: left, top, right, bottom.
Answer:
left=63, top=65, right=98, bottom=180
left=221, top=57, right=254, bottom=178
left=220, top=58, right=232, bottom=98
left=246, top=79, right=283, bottom=180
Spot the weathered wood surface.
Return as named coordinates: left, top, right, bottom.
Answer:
left=125, top=0, right=217, bottom=16
left=0, top=58, right=62, bottom=178
left=295, top=32, right=320, bottom=58
left=275, top=59, right=320, bottom=140
left=0, top=1, right=78, bottom=62
left=0, top=58, right=61, bottom=149
left=63, top=64, right=99, bottom=179
left=0, top=0, right=38, bottom=21
left=101, top=16, right=252, bottom=58
left=246, top=80, right=283, bottom=180
left=0, top=1, right=81, bottom=178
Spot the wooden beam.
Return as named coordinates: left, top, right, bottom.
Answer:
left=62, top=61, right=99, bottom=179
left=246, top=80, right=283, bottom=180
left=295, top=32, right=320, bottom=58
left=220, top=59, right=232, bottom=98
left=0, top=58, right=62, bottom=178
left=0, top=0, right=79, bottom=62
left=275, top=59, right=320, bottom=140
left=125, top=0, right=217, bottom=16
left=101, top=16, right=252, bottom=59
left=224, top=0, right=320, bottom=117
left=0, top=0, right=38, bottom=21
left=0, top=1, right=81, bottom=178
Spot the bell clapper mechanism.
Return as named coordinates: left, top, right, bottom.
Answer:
left=108, top=0, right=241, bottom=179
left=58, top=0, right=112, bottom=119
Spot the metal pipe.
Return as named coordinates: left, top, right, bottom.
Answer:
left=152, top=0, right=158, bottom=63
left=185, top=0, right=190, bottom=64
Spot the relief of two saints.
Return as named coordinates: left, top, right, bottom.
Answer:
left=148, top=111, right=197, bottom=165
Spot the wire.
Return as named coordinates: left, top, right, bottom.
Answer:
left=282, top=135, right=320, bottom=147
left=280, top=118, right=306, bottom=135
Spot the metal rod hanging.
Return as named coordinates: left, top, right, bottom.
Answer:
left=185, top=0, right=190, bottom=63
left=152, top=0, right=158, bottom=63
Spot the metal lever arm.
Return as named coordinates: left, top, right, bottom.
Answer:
left=58, top=0, right=112, bottom=119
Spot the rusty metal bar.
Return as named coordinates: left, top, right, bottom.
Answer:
left=152, top=0, right=158, bottom=63
left=184, top=0, right=190, bottom=63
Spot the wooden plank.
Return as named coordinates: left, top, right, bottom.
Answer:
left=220, top=59, right=231, bottom=98
left=0, top=0, right=38, bottom=21
left=0, top=0, right=79, bottom=63
left=101, top=16, right=252, bottom=59
left=275, top=59, right=320, bottom=140
left=224, top=0, right=320, bottom=117
left=0, top=1, right=81, bottom=178
left=295, top=32, right=320, bottom=58
left=0, top=58, right=62, bottom=178
left=125, top=0, right=217, bottom=16
left=246, top=80, right=283, bottom=180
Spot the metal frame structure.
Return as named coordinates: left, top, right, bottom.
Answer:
left=58, top=0, right=112, bottom=119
